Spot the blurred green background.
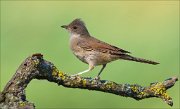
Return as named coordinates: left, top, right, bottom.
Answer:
left=0, top=1, right=179, bottom=108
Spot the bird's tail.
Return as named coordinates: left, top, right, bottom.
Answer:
left=120, top=54, right=159, bottom=65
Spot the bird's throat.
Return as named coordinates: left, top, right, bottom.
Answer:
left=70, top=33, right=81, bottom=38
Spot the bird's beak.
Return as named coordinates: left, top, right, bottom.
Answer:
left=61, top=25, right=68, bottom=29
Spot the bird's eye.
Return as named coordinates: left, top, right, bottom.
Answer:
left=73, top=26, right=77, bottom=29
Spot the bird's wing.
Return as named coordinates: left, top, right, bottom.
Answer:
left=77, top=36, right=131, bottom=55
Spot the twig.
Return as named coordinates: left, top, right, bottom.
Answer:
left=0, top=54, right=178, bottom=109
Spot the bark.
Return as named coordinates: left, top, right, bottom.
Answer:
left=0, top=53, right=178, bottom=109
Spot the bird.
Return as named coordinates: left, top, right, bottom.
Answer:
left=61, top=18, right=159, bottom=78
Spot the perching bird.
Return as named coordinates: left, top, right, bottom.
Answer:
left=61, top=18, right=159, bottom=77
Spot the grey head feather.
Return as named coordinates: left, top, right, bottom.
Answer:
left=70, top=18, right=86, bottom=27
left=68, top=18, right=90, bottom=36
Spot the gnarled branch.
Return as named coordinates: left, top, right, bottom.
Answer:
left=0, top=54, right=178, bottom=109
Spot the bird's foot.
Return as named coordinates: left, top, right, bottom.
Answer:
left=71, top=72, right=84, bottom=76
left=94, top=76, right=101, bottom=81
left=71, top=74, right=79, bottom=77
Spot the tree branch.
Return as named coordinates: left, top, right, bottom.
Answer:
left=0, top=54, right=178, bottom=109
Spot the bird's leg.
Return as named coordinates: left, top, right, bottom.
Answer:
left=95, top=64, right=107, bottom=80
left=72, top=64, right=94, bottom=76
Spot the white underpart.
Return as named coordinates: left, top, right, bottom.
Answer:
left=70, top=32, right=80, bottom=38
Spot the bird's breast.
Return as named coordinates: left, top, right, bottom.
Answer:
left=69, top=35, right=88, bottom=64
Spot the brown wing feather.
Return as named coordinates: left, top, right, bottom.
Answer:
left=77, top=36, right=130, bottom=55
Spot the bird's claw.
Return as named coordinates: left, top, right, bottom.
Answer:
left=94, top=76, right=101, bottom=81
left=71, top=74, right=79, bottom=77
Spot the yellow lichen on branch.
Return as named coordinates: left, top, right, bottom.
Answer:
left=0, top=53, right=178, bottom=109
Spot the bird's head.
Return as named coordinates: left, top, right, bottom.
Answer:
left=61, top=18, right=90, bottom=36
